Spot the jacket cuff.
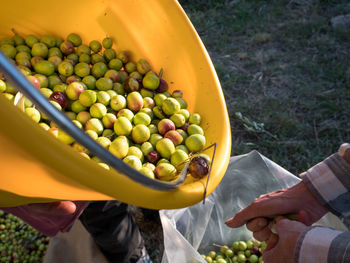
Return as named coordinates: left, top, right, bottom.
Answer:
left=300, top=150, right=350, bottom=217
left=294, top=226, right=343, bottom=263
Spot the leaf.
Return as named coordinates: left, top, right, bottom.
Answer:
left=234, top=111, right=243, bottom=120
left=243, top=123, right=253, bottom=132
left=14, top=92, right=25, bottom=112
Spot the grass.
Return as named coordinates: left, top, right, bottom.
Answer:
left=180, top=0, right=350, bottom=175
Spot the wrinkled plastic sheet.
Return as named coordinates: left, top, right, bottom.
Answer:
left=160, top=150, right=348, bottom=263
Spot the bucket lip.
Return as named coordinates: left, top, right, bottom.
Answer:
left=0, top=0, right=232, bottom=209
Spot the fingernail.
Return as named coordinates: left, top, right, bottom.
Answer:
left=225, top=218, right=235, bottom=226
left=271, top=224, right=277, bottom=234
left=258, top=219, right=266, bottom=227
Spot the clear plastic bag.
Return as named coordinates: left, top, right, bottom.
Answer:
left=160, top=150, right=348, bottom=263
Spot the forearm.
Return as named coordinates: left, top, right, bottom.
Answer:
left=295, top=143, right=350, bottom=263
left=301, top=143, right=350, bottom=218
left=1, top=201, right=89, bottom=236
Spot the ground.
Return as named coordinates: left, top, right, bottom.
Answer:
left=180, top=0, right=350, bottom=175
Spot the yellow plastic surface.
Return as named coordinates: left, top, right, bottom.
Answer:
left=0, top=0, right=231, bottom=209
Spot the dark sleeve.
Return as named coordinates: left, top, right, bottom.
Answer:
left=79, top=201, right=144, bottom=263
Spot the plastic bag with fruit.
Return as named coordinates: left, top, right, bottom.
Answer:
left=160, top=150, right=347, bottom=263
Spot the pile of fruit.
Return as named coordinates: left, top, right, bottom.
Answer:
left=0, top=31, right=210, bottom=181
left=201, top=240, right=266, bottom=263
left=0, top=210, right=49, bottom=263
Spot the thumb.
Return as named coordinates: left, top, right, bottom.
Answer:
left=264, top=217, right=289, bottom=251
left=274, top=215, right=309, bottom=244
left=263, top=217, right=290, bottom=255
left=26, top=201, right=77, bottom=216
left=274, top=216, right=292, bottom=234
left=265, top=233, right=279, bottom=252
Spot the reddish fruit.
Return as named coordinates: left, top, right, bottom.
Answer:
left=164, top=130, right=183, bottom=146
left=60, top=41, right=75, bottom=55
left=158, top=119, right=175, bottom=135
left=143, top=97, right=155, bottom=109
left=31, top=56, right=44, bottom=66
left=188, top=156, right=209, bottom=179
left=27, top=75, right=41, bottom=89
left=146, top=150, right=160, bottom=163
left=49, top=91, right=68, bottom=108
left=117, top=50, right=131, bottom=64
left=66, top=75, right=81, bottom=85
left=124, top=77, right=139, bottom=93
left=172, top=90, right=183, bottom=98
left=181, top=123, right=190, bottom=132
left=156, top=78, right=168, bottom=93
left=66, top=82, right=85, bottom=100
left=137, top=79, right=144, bottom=90
left=127, top=91, right=143, bottom=112
left=105, top=69, right=120, bottom=82
left=250, top=248, right=261, bottom=257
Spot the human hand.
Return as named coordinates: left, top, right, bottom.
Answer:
left=25, top=201, right=77, bottom=216
left=225, top=181, right=327, bottom=241
left=262, top=217, right=308, bottom=263
left=1, top=201, right=87, bottom=236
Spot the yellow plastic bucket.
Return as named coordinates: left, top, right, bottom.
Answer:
left=0, top=0, right=231, bottom=209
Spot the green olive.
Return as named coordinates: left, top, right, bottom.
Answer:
left=109, top=136, right=129, bottom=159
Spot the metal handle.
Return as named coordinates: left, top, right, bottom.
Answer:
left=0, top=51, right=187, bottom=191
